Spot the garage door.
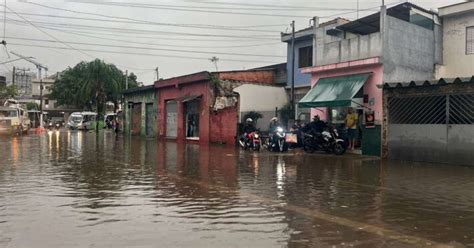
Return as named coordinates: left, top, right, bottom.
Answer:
left=388, top=93, right=474, bottom=165
left=166, top=101, right=177, bottom=138
left=131, top=103, right=142, bottom=136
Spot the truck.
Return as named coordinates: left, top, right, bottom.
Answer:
left=0, top=106, right=31, bottom=135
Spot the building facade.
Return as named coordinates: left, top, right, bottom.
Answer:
left=123, top=85, right=158, bottom=137
left=381, top=1, right=474, bottom=165
left=281, top=18, right=349, bottom=121
left=155, top=70, right=283, bottom=145
left=436, top=1, right=474, bottom=78
left=299, top=2, right=441, bottom=156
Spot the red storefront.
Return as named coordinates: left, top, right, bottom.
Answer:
left=155, top=70, right=275, bottom=145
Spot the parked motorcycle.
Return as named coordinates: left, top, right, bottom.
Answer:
left=239, top=131, right=262, bottom=151
left=266, top=126, right=288, bottom=152
left=303, top=127, right=346, bottom=155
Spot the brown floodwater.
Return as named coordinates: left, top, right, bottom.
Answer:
left=0, top=131, right=473, bottom=248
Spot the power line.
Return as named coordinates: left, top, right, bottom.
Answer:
left=3, top=18, right=278, bottom=40
left=21, top=2, right=289, bottom=28
left=25, top=1, right=313, bottom=19
left=180, top=0, right=360, bottom=10
left=5, top=27, right=282, bottom=49
left=5, top=37, right=286, bottom=58
left=8, top=43, right=282, bottom=64
left=5, top=5, right=94, bottom=59
left=2, top=11, right=284, bottom=33
left=67, top=0, right=358, bottom=12
left=6, top=20, right=275, bottom=42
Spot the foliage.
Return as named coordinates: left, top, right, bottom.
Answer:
left=243, top=111, right=263, bottom=123
left=50, top=59, right=140, bottom=114
left=26, top=102, right=40, bottom=110
left=0, top=85, right=19, bottom=105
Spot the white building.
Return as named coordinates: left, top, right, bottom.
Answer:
left=233, top=84, right=288, bottom=131
left=437, top=0, right=474, bottom=78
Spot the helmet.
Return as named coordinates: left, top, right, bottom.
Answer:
left=246, top=118, right=253, bottom=123
left=271, top=117, right=278, bottom=122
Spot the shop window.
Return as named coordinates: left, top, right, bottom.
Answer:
left=298, top=46, right=313, bottom=68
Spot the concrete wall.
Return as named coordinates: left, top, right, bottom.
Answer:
left=234, top=84, right=288, bottom=113
left=234, top=84, right=288, bottom=131
left=31, top=80, right=54, bottom=96
left=287, top=38, right=313, bottom=87
left=382, top=15, right=438, bottom=82
left=317, top=32, right=382, bottom=66
left=437, top=12, right=474, bottom=78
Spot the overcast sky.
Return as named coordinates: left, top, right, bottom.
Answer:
left=0, top=0, right=461, bottom=85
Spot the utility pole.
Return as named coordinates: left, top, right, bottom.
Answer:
left=39, top=78, right=43, bottom=128
left=312, top=17, right=319, bottom=68
left=290, top=20, right=296, bottom=120
left=12, top=66, right=15, bottom=85
left=125, top=70, right=128, bottom=90
left=155, top=67, right=159, bottom=81
left=10, top=51, right=48, bottom=130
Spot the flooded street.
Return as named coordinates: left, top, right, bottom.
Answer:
left=0, top=131, right=473, bottom=248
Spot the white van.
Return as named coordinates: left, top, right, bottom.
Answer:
left=0, top=106, right=31, bottom=134
left=67, top=112, right=97, bottom=130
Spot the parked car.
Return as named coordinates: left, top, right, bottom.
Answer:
left=0, top=106, right=31, bottom=135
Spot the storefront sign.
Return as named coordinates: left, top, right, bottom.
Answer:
left=365, top=111, right=375, bottom=129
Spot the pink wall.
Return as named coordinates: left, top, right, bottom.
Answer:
left=156, top=80, right=238, bottom=145
left=157, top=81, right=211, bottom=144
left=303, top=57, right=384, bottom=122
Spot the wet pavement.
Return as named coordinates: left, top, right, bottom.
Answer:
left=0, top=131, right=473, bottom=248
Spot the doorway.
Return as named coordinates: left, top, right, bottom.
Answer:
left=185, top=99, right=200, bottom=139
left=145, top=103, right=154, bottom=137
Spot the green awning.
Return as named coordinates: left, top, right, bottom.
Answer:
left=298, top=74, right=370, bottom=108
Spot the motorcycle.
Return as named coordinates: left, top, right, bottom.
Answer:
left=266, top=126, right=288, bottom=152
left=303, top=127, right=346, bottom=155
left=239, top=131, right=261, bottom=151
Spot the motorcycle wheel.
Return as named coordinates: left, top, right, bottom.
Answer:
left=303, top=139, right=315, bottom=153
left=334, top=142, right=346, bottom=155
left=253, top=144, right=261, bottom=151
left=238, top=139, right=246, bottom=149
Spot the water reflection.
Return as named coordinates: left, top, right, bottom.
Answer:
left=0, top=132, right=473, bottom=247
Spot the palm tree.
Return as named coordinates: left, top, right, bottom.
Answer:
left=80, top=59, right=120, bottom=131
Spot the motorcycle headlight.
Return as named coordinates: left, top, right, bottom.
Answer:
left=254, top=134, right=259, bottom=139
left=276, top=127, right=283, bottom=132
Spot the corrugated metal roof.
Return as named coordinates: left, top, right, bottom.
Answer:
left=379, top=76, right=474, bottom=89
left=122, top=85, right=154, bottom=94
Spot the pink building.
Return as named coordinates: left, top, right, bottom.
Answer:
left=297, top=3, right=441, bottom=156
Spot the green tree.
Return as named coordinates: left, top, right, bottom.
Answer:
left=0, top=85, right=19, bottom=105
left=50, top=59, right=140, bottom=129
left=26, top=102, right=40, bottom=110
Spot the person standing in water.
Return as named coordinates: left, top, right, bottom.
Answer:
left=345, top=108, right=358, bottom=150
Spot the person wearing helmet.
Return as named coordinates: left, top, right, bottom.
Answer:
left=268, top=117, right=280, bottom=133
left=308, top=115, right=326, bottom=133
left=240, top=118, right=256, bottom=145
left=243, top=118, right=256, bottom=134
